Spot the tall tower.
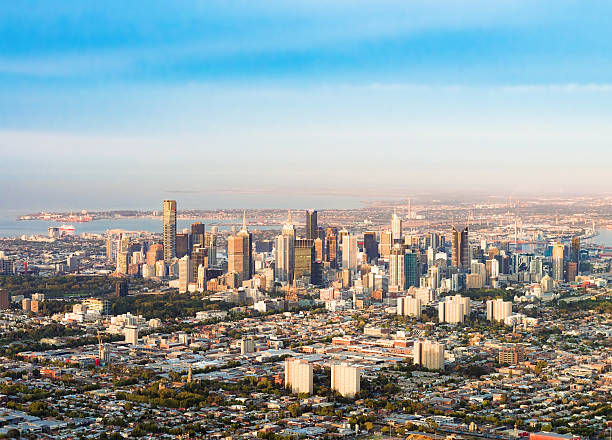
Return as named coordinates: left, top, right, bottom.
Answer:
left=552, top=242, right=565, bottom=281
left=305, top=210, right=318, bottom=240
left=228, top=211, right=253, bottom=283
left=391, top=209, right=402, bottom=243
left=275, top=211, right=295, bottom=282
left=162, top=200, right=177, bottom=264
left=451, top=225, right=469, bottom=270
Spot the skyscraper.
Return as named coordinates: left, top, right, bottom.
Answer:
left=363, top=231, right=378, bottom=263
left=162, top=200, right=177, bottom=263
left=342, top=234, right=358, bottom=271
left=389, top=245, right=406, bottom=292
left=191, top=222, right=205, bottom=249
left=391, top=210, right=402, bottom=243
left=379, top=230, right=392, bottom=258
left=228, top=213, right=253, bottom=283
left=294, top=238, right=314, bottom=282
left=552, top=242, right=565, bottom=281
left=176, top=231, right=189, bottom=258
left=451, top=225, right=469, bottom=270
left=571, top=236, right=580, bottom=264
left=305, top=209, right=317, bottom=240
left=275, top=212, right=295, bottom=282
left=325, top=227, right=338, bottom=268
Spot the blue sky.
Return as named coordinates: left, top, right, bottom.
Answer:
left=1, top=0, right=611, bottom=211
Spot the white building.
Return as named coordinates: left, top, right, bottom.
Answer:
left=331, top=363, right=360, bottom=398
left=413, top=340, right=445, bottom=370
left=342, top=234, right=358, bottom=271
left=124, top=325, right=139, bottom=345
left=240, top=337, right=255, bottom=354
left=178, top=255, right=192, bottom=293
left=284, top=359, right=313, bottom=394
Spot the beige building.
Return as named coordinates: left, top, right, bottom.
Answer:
left=284, top=359, right=313, bottom=394
left=397, top=296, right=421, bottom=319
left=331, top=363, right=360, bottom=398
left=163, top=200, right=177, bottom=263
left=438, top=294, right=470, bottom=324
left=413, top=339, right=445, bottom=370
left=486, top=298, right=512, bottom=322
left=124, top=325, right=139, bottom=345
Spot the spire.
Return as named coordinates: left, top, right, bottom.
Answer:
left=287, top=210, right=292, bottom=223
left=242, top=210, right=247, bottom=231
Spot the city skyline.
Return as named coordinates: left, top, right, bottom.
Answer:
left=2, top=1, right=612, bottom=211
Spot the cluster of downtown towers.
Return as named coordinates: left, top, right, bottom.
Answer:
left=160, top=200, right=473, bottom=292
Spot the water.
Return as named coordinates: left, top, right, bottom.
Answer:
left=0, top=217, right=280, bottom=238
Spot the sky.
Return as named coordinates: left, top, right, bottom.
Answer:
left=1, top=0, right=611, bottom=212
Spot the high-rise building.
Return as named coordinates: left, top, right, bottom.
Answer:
left=294, top=238, right=314, bottom=282
left=389, top=245, right=406, bottom=292
left=397, top=296, right=421, bottom=319
left=486, top=298, right=512, bottom=323
left=162, top=200, right=177, bottom=263
left=305, top=210, right=317, bottom=240
left=105, top=237, right=116, bottom=262
left=191, top=222, right=206, bottom=249
left=124, top=325, right=139, bottom=345
left=240, top=337, right=255, bottom=354
left=203, top=232, right=217, bottom=266
left=363, top=231, right=378, bottom=263
left=451, top=225, right=469, bottom=270
left=498, top=346, right=525, bottom=365
left=391, top=210, right=402, bottom=243
left=146, top=243, right=164, bottom=266
left=275, top=212, right=296, bottom=283
left=228, top=213, right=253, bottom=283
left=379, top=230, right=392, bottom=258
left=438, top=294, right=470, bottom=324
left=552, top=242, right=565, bottom=281
left=178, top=255, right=192, bottom=293
left=325, top=227, right=338, bottom=268
left=176, top=231, right=190, bottom=258
left=313, top=237, right=323, bottom=262
left=0, top=289, right=9, bottom=310
left=116, top=251, right=129, bottom=275
left=413, top=340, right=445, bottom=370
left=342, top=234, right=358, bottom=271
left=191, top=246, right=209, bottom=283
left=284, top=359, right=313, bottom=394
left=571, top=236, right=580, bottom=264
left=565, top=261, right=578, bottom=283
left=405, top=252, right=418, bottom=288
left=331, top=363, right=360, bottom=398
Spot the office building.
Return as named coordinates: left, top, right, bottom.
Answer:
left=438, top=294, right=470, bottom=324
left=363, top=231, right=379, bottom=263
left=305, top=209, right=317, bottom=240
left=146, top=243, right=164, bottom=266
left=275, top=229, right=295, bottom=283
left=284, top=359, right=313, bottom=394
left=571, top=236, right=580, bottom=264
left=486, top=298, right=512, bottom=323
left=342, top=234, right=358, bottom=271
left=228, top=213, right=253, bottom=283
left=451, top=225, right=469, bottom=270
left=191, top=222, right=205, bottom=249
left=294, top=239, right=314, bottom=282
left=389, top=245, right=406, bottom=292
left=0, top=289, right=9, bottom=309
left=178, top=255, right=192, bottom=293
left=413, top=340, right=445, bottom=370
left=391, top=210, right=402, bottom=243
left=379, top=230, right=392, bottom=258
left=191, top=246, right=209, bottom=283
left=204, top=232, right=217, bottom=266
left=116, top=251, right=129, bottom=275
left=552, top=242, right=565, bottom=281
left=325, top=227, right=338, bottom=268
left=176, top=231, right=189, bottom=258
left=331, top=363, right=360, bottom=398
